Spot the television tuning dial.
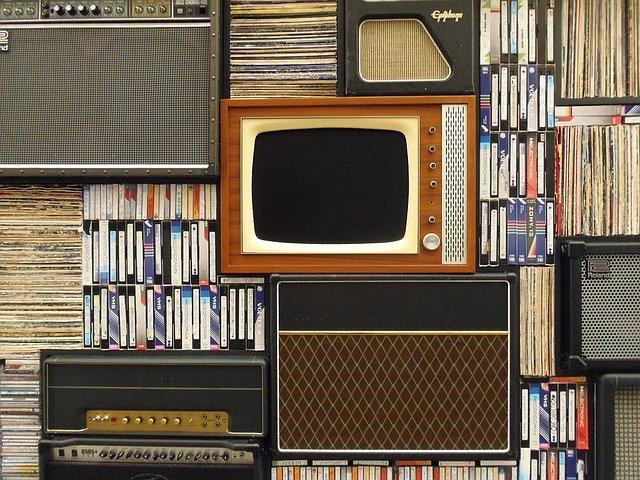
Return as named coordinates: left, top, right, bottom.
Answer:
left=422, top=233, right=440, bottom=251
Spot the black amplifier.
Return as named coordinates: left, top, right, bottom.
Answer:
left=559, top=237, right=640, bottom=371
left=41, top=351, right=268, bottom=437
left=40, top=438, right=266, bottom=480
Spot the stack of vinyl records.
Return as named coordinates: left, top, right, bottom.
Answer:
left=0, top=186, right=84, bottom=350
left=229, top=0, right=337, bottom=97
left=555, top=124, right=640, bottom=236
left=520, top=267, right=555, bottom=377
left=0, top=353, right=40, bottom=480
left=561, top=0, right=640, bottom=98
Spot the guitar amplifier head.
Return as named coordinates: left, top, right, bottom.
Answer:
left=41, top=351, right=268, bottom=437
left=40, top=438, right=267, bottom=480
left=559, top=237, right=640, bottom=371
left=271, top=275, right=518, bottom=459
left=343, top=0, right=477, bottom=95
left=0, top=2, right=219, bottom=177
left=596, top=374, right=640, bottom=480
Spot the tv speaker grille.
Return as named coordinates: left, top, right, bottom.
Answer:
left=615, top=387, right=640, bottom=480
left=0, top=25, right=211, bottom=171
left=580, top=254, right=640, bottom=360
left=358, top=19, right=450, bottom=82
left=442, top=105, right=467, bottom=265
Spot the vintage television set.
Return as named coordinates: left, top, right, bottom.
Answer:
left=343, top=0, right=477, bottom=95
left=220, top=96, right=476, bottom=274
left=0, top=0, right=219, bottom=176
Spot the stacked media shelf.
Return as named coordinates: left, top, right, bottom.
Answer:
left=479, top=0, right=556, bottom=267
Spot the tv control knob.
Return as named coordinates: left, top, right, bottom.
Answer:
left=422, top=233, right=441, bottom=251
left=221, top=452, right=230, bottom=461
left=77, top=4, right=87, bottom=14
left=65, top=4, right=76, bottom=14
left=89, top=3, right=100, bottom=14
left=52, top=4, right=64, bottom=15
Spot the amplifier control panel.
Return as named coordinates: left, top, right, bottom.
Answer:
left=86, top=410, right=229, bottom=435
left=52, top=445, right=254, bottom=464
left=0, top=0, right=208, bottom=20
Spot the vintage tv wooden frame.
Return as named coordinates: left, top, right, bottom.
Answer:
left=220, top=96, right=477, bottom=274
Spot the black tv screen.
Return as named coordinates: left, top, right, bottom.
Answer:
left=251, top=128, right=409, bottom=244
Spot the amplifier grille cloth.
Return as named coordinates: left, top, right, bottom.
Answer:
left=358, top=19, right=450, bottom=82
left=614, top=387, right=640, bottom=480
left=580, top=254, right=640, bottom=359
left=278, top=333, right=509, bottom=451
left=0, top=26, right=209, bottom=167
left=442, top=105, right=467, bottom=264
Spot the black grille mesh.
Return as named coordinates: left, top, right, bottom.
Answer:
left=0, top=25, right=210, bottom=168
left=45, top=462, right=253, bottom=480
left=580, top=254, right=640, bottom=359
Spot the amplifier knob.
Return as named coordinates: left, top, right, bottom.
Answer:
left=1, top=6, right=11, bottom=15
left=116, top=451, right=124, bottom=459
left=147, top=417, right=155, bottom=425
left=422, top=233, right=441, bottom=251
left=194, top=452, right=202, bottom=461
left=202, top=453, right=210, bottom=460
left=114, top=4, right=124, bottom=13
left=122, top=416, right=130, bottom=424
left=103, top=4, right=111, bottom=13
left=158, top=4, right=166, bottom=12
left=185, top=451, right=194, bottom=460
left=99, top=450, right=108, bottom=458
left=153, top=451, right=159, bottom=461
left=108, top=451, right=116, bottom=460
left=77, top=4, right=87, bottom=14
left=159, top=451, right=167, bottom=460
left=211, top=452, right=218, bottom=460
left=14, top=6, right=24, bottom=15
left=142, top=451, right=151, bottom=460
left=222, top=452, right=230, bottom=461
left=134, top=451, right=142, bottom=459
left=173, top=417, right=181, bottom=426
left=146, top=4, right=155, bottom=13
left=168, top=451, right=176, bottom=461
left=52, top=4, right=64, bottom=14
left=134, top=4, right=142, bottom=12
left=176, top=452, right=184, bottom=461
left=89, top=3, right=100, bottom=13
left=65, top=4, right=76, bottom=14
left=134, top=416, right=143, bottom=425
left=160, top=417, right=168, bottom=425
left=126, top=450, right=133, bottom=459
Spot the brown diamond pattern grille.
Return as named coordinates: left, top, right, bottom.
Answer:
left=278, top=333, right=509, bottom=451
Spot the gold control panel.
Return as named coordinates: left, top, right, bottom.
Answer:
left=86, top=410, right=229, bottom=435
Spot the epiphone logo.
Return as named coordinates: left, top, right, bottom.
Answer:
left=431, top=10, right=464, bottom=22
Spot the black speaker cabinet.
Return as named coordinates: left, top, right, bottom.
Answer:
left=596, top=374, right=640, bottom=480
left=0, top=1, right=219, bottom=177
left=559, top=237, right=640, bottom=371
left=343, top=0, right=477, bottom=96
left=40, top=438, right=267, bottom=480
